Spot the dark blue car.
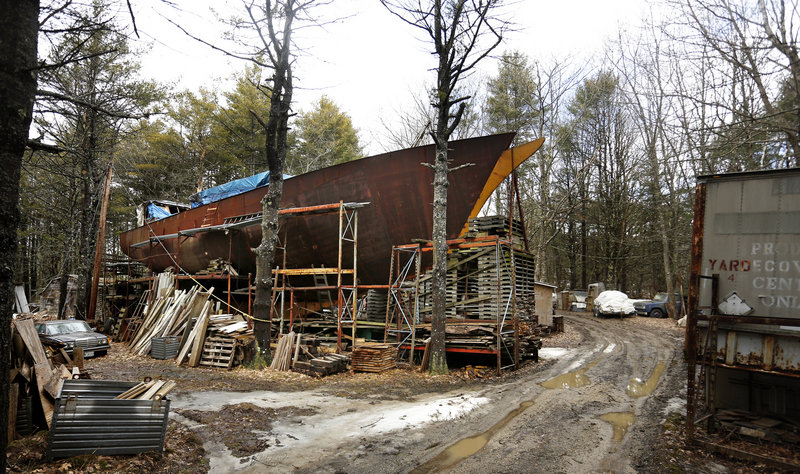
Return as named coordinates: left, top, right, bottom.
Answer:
left=633, top=292, right=682, bottom=318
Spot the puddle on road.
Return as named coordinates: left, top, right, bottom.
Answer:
left=413, top=360, right=602, bottom=472
left=411, top=399, right=536, bottom=473
left=626, top=361, right=666, bottom=398
left=600, top=411, right=636, bottom=442
left=540, top=360, right=598, bottom=390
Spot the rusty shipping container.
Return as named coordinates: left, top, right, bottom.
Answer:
left=686, top=168, right=800, bottom=433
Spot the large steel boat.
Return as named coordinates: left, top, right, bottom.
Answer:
left=119, top=133, right=544, bottom=284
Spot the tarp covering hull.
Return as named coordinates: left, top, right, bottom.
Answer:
left=120, top=133, right=539, bottom=284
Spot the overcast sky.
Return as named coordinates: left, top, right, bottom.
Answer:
left=131, top=0, right=649, bottom=154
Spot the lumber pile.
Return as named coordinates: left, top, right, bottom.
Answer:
left=128, top=284, right=214, bottom=356
left=270, top=332, right=299, bottom=371
left=350, top=343, right=397, bottom=373
left=9, top=319, right=82, bottom=435
left=267, top=332, right=351, bottom=376
left=123, top=276, right=255, bottom=369
left=196, top=258, right=238, bottom=276
left=114, top=379, right=177, bottom=401
left=292, top=353, right=350, bottom=377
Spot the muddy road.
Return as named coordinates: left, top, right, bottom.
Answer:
left=170, top=313, right=685, bottom=473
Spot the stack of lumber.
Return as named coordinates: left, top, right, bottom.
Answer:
left=197, top=314, right=253, bottom=369
left=364, top=289, right=389, bottom=322
left=466, top=215, right=524, bottom=240
left=444, top=325, right=496, bottom=349
left=128, top=285, right=214, bottom=356
left=270, top=332, right=298, bottom=371
left=292, top=353, right=350, bottom=377
left=351, top=343, right=397, bottom=373
left=114, top=379, right=177, bottom=401
left=196, top=258, right=238, bottom=276
left=9, top=319, right=81, bottom=434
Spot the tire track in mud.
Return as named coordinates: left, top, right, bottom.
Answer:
left=411, top=313, right=683, bottom=474
left=225, top=314, right=683, bottom=473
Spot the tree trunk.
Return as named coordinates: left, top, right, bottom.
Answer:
left=428, top=139, right=449, bottom=374
left=0, top=0, right=40, bottom=464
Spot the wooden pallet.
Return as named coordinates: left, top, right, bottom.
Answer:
left=199, top=336, right=236, bottom=369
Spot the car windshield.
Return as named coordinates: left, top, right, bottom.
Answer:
left=653, top=293, right=668, bottom=302
left=38, top=321, right=93, bottom=336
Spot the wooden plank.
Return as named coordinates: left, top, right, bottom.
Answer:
left=13, top=320, right=50, bottom=367
left=115, top=381, right=152, bottom=400
left=72, top=347, right=84, bottom=370
left=153, top=380, right=177, bottom=401
left=139, top=380, right=166, bottom=400
left=33, top=363, right=55, bottom=428
left=188, top=303, right=211, bottom=367
left=8, top=382, right=18, bottom=441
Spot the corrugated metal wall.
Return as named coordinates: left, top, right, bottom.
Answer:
left=46, top=380, right=170, bottom=460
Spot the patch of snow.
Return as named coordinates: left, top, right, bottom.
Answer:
left=662, top=396, right=686, bottom=417
left=539, top=347, right=569, bottom=359
left=603, top=343, right=617, bottom=353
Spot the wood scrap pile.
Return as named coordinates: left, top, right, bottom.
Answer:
left=196, top=258, right=238, bottom=276
left=717, top=409, right=800, bottom=445
left=9, top=319, right=83, bottom=436
left=292, top=352, right=350, bottom=377
left=128, top=284, right=213, bottom=356
left=114, top=379, right=176, bottom=401
left=351, top=343, right=397, bottom=373
left=266, top=332, right=350, bottom=376
left=124, top=275, right=255, bottom=369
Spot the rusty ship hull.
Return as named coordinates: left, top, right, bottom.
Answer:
left=119, top=133, right=544, bottom=284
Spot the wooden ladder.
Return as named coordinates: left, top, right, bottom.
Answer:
left=200, top=205, right=218, bottom=227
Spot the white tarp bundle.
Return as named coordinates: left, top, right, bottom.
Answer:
left=594, top=290, right=635, bottom=314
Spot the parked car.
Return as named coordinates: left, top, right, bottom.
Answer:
left=35, top=320, right=110, bottom=358
left=633, top=292, right=682, bottom=318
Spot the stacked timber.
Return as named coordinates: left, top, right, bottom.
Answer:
left=466, top=216, right=524, bottom=240
left=114, top=379, right=177, bottom=401
left=128, top=285, right=214, bottom=356
left=292, top=353, right=350, bottom=377
left=364, top=289, right=389, bottom=322
left=196, top=258, right=238, bottom=276
left=270, top=332, right=298, bottom=371
left=351, top=343, right=397, bottom=373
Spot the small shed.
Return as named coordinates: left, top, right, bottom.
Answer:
left=534, top=282, right=557, bottom=326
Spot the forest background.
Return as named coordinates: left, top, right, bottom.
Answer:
left=16, top=0, right=800, bottom=319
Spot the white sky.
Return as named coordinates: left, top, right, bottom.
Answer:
left=131, top=0, right=648, bottom=154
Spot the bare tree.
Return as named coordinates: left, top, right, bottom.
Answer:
left=674, top=0, right=800, bottom=167
left=382, top=0, right=506, bottom=374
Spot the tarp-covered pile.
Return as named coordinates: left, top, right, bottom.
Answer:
left=594, top=290, right=635, bottom=315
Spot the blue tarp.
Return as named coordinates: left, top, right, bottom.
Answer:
left=147, top=203, right=173, bottom=221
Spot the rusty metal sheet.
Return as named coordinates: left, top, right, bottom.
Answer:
left=697, top=169, right=800, bottom=320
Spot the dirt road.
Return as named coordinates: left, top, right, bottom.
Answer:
left=170, top=313, right=686, bottom=472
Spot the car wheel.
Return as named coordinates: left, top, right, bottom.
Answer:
left=95, top=350, right=108, bottom=357
left=650, top=308, right=664, bottom=319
